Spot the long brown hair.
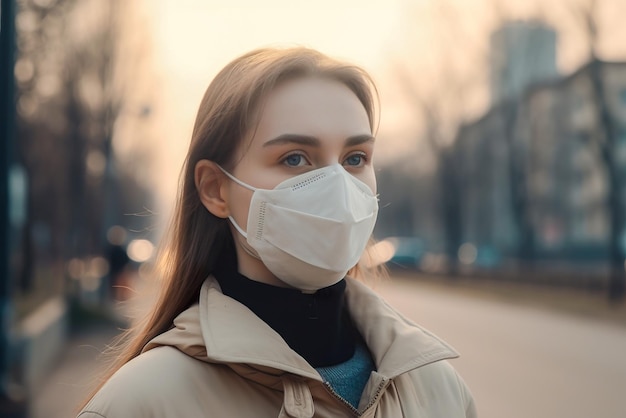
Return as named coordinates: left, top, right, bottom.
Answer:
left=80, top=47, right=379, bottom=408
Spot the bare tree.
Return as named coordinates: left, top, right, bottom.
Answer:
left=14, top=0, right=154, bottom=308
left=391, top=0, right=501, bottom=275
left=571, top=0, right=625, bottom=302
left=14, top=0, right=80, bottom=293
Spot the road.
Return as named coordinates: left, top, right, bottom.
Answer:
left=376, top=275, right=626, bottom=418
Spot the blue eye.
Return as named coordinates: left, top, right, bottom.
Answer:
left=283, top=153, right=307, bottom=167
left=344, top=153, right=366, bottom=167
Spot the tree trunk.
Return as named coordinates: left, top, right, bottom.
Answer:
left=441, top=150, right=462, bottom=277
left=588, top=60, right=625, bottom=303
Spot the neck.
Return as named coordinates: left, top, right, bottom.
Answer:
left=214, top=261, right=356, bottom=367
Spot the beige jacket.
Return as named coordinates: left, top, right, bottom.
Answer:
left=78, top=277, right=477, bottom=417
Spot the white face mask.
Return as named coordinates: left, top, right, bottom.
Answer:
left=219, top=164, right=379, bottom=292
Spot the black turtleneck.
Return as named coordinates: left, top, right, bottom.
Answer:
left=213, top=256, right=357, bottom=368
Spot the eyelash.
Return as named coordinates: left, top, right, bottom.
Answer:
left=281, top=152, right=309, bottom=167
left=344, top=152, right=368, bottom=167
left=279, top=151, right=369, bottom=168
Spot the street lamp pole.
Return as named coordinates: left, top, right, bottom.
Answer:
left=1, top=0, right=26, bottom=416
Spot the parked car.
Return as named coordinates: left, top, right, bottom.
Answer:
left=384, top=236, right=425, bottom=270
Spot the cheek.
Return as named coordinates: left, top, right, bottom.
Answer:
left=361, top=169, right=377, bottom=195
left=369, top=179, right=378, bottom=195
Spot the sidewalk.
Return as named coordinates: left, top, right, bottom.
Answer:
left=390, top=270, right=626, bottom=327
left=30, top=322, right=123, bottom=418
left=30, top=275, right=156, bottom=418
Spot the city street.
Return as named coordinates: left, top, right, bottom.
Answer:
left=34, top=274, right=626, bottom=418
left=376, top=275, right=626, bottom=418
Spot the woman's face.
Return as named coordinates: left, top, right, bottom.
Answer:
left=227, top=76, right=376, bottom=286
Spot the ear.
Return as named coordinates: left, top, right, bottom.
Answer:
left=195, top=160, right=230, bottom=218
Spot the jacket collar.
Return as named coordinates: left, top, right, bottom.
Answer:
left=145, top=276, right=458, bottom=381
left=345, top=278, right=459, bottom=378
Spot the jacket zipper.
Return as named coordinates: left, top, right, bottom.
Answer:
left=323, top=379, right=388, bottom=417
left=360, top=380, right=388, bottom=415
left=323, top=381, right=359, bottom=416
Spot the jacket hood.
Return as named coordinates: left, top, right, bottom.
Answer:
left=144, top=277, right=458, bottom=383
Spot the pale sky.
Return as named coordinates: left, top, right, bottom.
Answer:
left=121, top=0, right=626, bottom=216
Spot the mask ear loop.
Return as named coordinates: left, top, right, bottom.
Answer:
left=217, top=165, right=262, bottom=259
left=217, top=165, right=257, bottom=191
left=228, top=215, right=248, bottom=238
left=216, top=165, right=259, bottom=239
left=232, top=219, right=262, bottom=261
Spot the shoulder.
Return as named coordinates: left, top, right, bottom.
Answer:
left=407, top=360, right=468, bottom=392
left=401, top=360, right=476, bottom=417
left=78, top=347, right=222, bottom=418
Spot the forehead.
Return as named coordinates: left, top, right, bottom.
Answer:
left=253, top=77, right=371, bottom=141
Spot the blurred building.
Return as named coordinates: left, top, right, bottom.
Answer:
left=456, top=58, right=626, bottom=265
left=490, top=20, right=558, bottom=104
left=455, top=105, right=518, bottom=254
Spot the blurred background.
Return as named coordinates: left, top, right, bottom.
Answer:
left=1, top=0, right=626, bottom=417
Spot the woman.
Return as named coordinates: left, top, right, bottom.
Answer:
left=78, top=47, right=476, bottom=418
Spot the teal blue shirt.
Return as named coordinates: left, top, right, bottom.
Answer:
left=316, top=342, right=375, bottom=409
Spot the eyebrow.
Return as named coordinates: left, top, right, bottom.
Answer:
left=262, top=134, right=375, bottom=148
